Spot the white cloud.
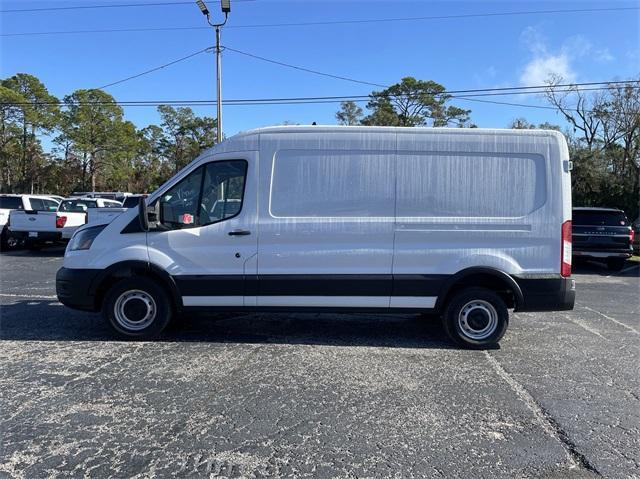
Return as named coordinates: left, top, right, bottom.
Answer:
left=518, top=28, right=614, bottom=85
left=593, top=48, right=614, bottom=63
left=519, top=27, right=578, bottom=85
left=520, top=54, right=576, bottom=85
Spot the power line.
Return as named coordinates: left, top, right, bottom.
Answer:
left=97, top=47, right=213, bottom=89
left=0, top=1, right=256, bottom=14
left=2, top=6, right=637, bottom=37
left=223, top=47, right=387, bottom=88
left=3, top=83, right=638, bottom=108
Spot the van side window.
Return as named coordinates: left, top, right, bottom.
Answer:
left=396, top=153, right=546, bottom=218
left=159, top=167, right=204, bottom=229
left=269, top=151, right=394, bottom=218
left=158, top=160, right=247, bottom=229
left=199, top=160, right=247, bottom=226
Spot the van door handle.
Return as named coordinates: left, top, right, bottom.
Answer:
left=228, top=229, right=251, bottom=236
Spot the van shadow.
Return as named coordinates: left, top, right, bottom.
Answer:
left=0, top=300, right=458, bottom=350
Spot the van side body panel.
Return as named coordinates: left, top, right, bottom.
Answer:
left=58, top=127, right=574, bottom=314
left=393, top=130, right=564, bottom=277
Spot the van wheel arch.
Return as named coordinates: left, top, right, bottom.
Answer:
left=92, top=261, right=182, bottom=312
left=436, top=267, right=523, bottom=312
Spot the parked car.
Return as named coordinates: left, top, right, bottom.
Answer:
left=72, top=191, right=132, bottom=202
left=57, top=198, right=123, bottom=239
left=121, top=194, right=148, bottom=209
left=632, top=218, right=640, bottom=255
left=57, top=126, right=575, bottom=347
left=9, top=197, right=122, bottom=249
left=0, top=194, right=60, bottom=250
left=572, top=207, right=634, bottom=270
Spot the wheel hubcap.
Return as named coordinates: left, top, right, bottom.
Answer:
left=114, top=290, right=156, bottom=331
left=458, top=300, right=498, bottom=340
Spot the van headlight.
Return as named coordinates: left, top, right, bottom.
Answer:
left=68, top=224, right=107, bottom=251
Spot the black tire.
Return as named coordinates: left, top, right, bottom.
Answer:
left=103, top=277, right=173, bottom=339
left=0, top=228, right=19, bottom=251
left=442, top=287, right=509, bottom=349
left=606, top=258, right=625, bottom=271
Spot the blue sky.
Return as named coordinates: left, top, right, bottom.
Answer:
left=1, top=0, right=639, bottom=145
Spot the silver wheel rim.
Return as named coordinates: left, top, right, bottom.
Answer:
left=7, top=237, right=18, bottom=248
left=113, top=289, right=157, bottom=331
left=458, top=300, right=498, bottom=340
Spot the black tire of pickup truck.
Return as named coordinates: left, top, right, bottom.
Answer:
left=0, top=227, right=18, bottom=251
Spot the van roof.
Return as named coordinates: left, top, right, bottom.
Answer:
left=231, top=125, right=563, bottom=138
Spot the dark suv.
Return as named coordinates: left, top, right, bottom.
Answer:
left=572, top=207, right=634, bottom=271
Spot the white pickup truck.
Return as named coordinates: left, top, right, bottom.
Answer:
left=0, top=194, right=60, bottom=249
left=57, top=197, right=123, bottom=239
left=8, top=197, right=122, bottom=248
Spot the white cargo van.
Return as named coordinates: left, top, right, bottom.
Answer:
left=57, top=126, right=575, bottom=347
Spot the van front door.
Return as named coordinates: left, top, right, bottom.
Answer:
left=147, top=153, right=258, bottom=307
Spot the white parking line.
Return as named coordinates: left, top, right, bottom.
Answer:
left=581, top=305, right=639, bottom=335
left=563, top=314, right=607, bottom=339
left=0, top=293, right=58, bottom=300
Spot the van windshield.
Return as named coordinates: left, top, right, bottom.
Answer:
left=573, top=210, right=628, bottom=226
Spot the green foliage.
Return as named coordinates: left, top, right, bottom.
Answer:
left=0, top=74, right=218, bottom=196
left=516, top=79, right=639, bottom=219
left=361, top=77, right=471, bottom=127
left=158, top=105, right=216, bottom=172
left=335, top=101, right=363, bottom=126
left=0, top=74, right=59, bottom=192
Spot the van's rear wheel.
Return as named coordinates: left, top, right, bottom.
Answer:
left=103, top=277, right=172, bottom=339
left=442, top=288, right=508, bottom=348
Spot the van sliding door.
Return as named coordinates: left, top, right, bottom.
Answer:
left=255, top=133, right=396, bottom=308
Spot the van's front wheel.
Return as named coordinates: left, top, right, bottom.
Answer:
left=103, top=277, right=172, bottom=339
left=442, top=288, right=508, bottom=349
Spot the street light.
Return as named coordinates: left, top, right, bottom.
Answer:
left=196, top=0, right=230, bottom=144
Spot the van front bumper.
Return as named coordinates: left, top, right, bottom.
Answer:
left=56, top=267, right=101, bottom=312
left=514, top=277, right=575, bottom=312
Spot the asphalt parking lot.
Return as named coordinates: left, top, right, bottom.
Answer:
left=0, top=248, right=638, bottom=478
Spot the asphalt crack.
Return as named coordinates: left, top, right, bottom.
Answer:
left=484, top=351, right=601, bottom=476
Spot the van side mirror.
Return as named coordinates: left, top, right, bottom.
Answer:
left=138, top=196, right=149, bottom=232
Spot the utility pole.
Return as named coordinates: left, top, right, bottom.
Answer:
left=196, top=0, right=231, bottom=144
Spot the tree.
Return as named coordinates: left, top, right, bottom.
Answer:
left=1, top=74, right=59, bottom=192
left=545, top=78, right=640, bottom=219
left=58, top=89, right=125, bottom=191
left=0, top=86, right=27, bottom=191
left=509, top=118, right=535, bottom=129
left=336, top=101, right=363, bottom=125
left=361, top=77, right=471, bottom=127
left=157, top=105, right=216, bottom=173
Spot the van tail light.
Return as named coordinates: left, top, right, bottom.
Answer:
left=56, top=215, right=67, bottom=228
left=630, top=227, right=635, bottom=244
left=561, top=220, right=572, bottom=277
